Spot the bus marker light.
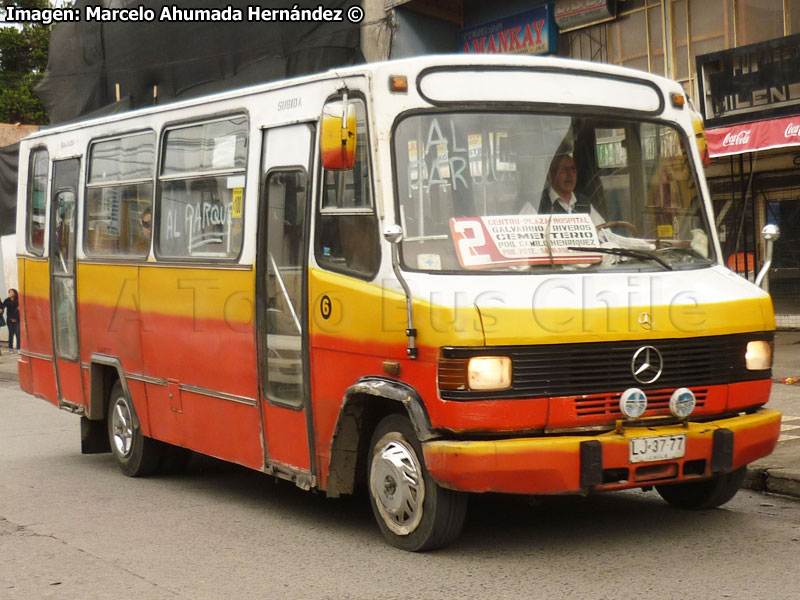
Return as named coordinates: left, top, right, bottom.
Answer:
left=389, top=75, right=408, bottom=93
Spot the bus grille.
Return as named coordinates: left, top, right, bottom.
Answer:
left=439, top=332, right=772, bottom=400
left=573, top=387, right=708, bottom=419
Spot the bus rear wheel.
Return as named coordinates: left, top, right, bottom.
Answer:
left=367, top=414, right=467, bottom=551
left=107, top=381, right=163, bottom=477
left=655, top=468, right=746, bottom=509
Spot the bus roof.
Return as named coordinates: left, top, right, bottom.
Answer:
left=23, top=53, right=681, bottom=143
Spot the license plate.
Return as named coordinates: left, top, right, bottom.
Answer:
left=629, top=434, right=686, bottom=463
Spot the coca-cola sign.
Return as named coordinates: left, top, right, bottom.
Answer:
left=785, top=123, right=800, bottom=138
left=722, top=130, right=751, bottom=146
left=708, top=114, right=800, bottom=157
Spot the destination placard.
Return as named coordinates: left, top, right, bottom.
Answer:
left=450, top=213, right=602, bottom=269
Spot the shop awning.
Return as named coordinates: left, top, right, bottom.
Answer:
left=707, top=114, right=800, bottom=158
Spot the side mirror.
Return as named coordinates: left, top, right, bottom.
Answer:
left=755, top=224, right=780, bottom=288
left=761, top=224, right=780, bottom=242
left=320, top=100, right=357, bottom=170
left=383, top=224, right=403, bottom=244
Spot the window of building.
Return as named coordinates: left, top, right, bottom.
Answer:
left=567, top=1, right=664, bottom=76
left=612, top=8, right=650, bottom=73
left=26, top=148, right=48, bottom=256
left=561, top=0, right=794, bottom=106
left=791, top=1, right=800, bottom=34
left=315, top=97, right=379, bottom=278
left=157, top=115, right=247, bottom=260
left=85, top=132, right=155, bottom=257
left=668, top=0, right=734, bottom=99
left=736, top=0, right=785, bottom=45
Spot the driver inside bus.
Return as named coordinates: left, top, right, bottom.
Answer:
left=537, top=153, right=604, bottom=226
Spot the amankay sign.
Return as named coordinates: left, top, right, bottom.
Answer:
left=458, top=4, right=558, bottom=56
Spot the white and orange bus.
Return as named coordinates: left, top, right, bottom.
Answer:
left=15, top=55, right=780, bottom=551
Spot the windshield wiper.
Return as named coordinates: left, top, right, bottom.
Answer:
left=567, top=246, right=673, bottom=270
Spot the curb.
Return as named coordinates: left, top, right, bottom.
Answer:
left=745, top=466, right=800, bottom=499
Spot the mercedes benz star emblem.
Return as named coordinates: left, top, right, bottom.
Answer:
left=638, top=312, right=652, bottom=330
left=631, top=345, right=663, bottom=384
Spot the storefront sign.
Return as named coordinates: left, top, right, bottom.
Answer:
left=697, top=34, right=800, bottom=128
left=706, top=114, right=800, bottom=157
left=554, top=0, right=616, bottom=31
left=458, top=4, right=557, bottom=56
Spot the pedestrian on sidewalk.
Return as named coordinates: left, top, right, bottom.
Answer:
left=3, top=289, right=20, bottom=353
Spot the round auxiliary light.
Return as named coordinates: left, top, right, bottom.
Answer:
left=620, top=388, right=648, bottom=419
left=669, top=387, right=696, bottom=419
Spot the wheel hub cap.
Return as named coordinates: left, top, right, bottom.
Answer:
left=371, top=439, right=425, bottom=535
left=111, top=399, right=134, bottom=457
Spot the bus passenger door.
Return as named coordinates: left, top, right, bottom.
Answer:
left=257, top=123, right=314, bottom=478
left=50, top=158, right=85, bottom=409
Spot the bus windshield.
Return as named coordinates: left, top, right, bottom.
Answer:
left=393, top=111, right=715, bottom=273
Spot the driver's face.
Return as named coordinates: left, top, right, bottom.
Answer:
left=552, top=156, right=577, bottom=196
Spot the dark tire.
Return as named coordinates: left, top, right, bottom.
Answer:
left=367, top=414, right=467, bottom=551
left=656, top=468, right=746, bottom=509
left=107, top=381, right=163, bottom=477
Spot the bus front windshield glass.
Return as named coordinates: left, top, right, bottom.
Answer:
left=393, top=112, right=715, bottom=273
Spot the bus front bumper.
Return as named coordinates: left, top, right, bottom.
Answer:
left=422, top=409, right=781, bottom=495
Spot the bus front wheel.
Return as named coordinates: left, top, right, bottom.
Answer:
left=655, top=468, right=746, bottom=509
left=367, top=414, right=467, bottom=551
left=107, top=381, right=162, bottom=477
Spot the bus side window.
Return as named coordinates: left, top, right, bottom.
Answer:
left=85, top=132, right=155, bottom=257
left=315, top=98, right=379, bottom=278
left=157, top=116, right=247, bottom=260
left=27, top=148, right=48, bottom=255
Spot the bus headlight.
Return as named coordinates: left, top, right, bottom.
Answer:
left=467, top=356, right=512, bottom=391
left=745, top=341, right=771, bottom=370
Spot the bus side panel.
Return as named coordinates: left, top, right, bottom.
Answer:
left=76, top=264, right=145, bottom=381
left=308, top=271, right=396, bottom=487
left=138, top=266, right=262, bottom=470
left=307, top=269, right=485, bottom=489
left=21, top=258, right=58, bottom=406
left=16, top=258, right=33, bottom=393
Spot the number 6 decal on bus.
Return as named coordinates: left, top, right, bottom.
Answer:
left=450, top=218, right=492, bottom=268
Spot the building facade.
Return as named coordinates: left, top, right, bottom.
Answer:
left=362, top=0, right=800, bottom=327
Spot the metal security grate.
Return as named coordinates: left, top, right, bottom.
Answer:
left=439, top=333, right=772, bottom=401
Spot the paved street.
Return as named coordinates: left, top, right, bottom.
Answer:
left=2, top=377, right=800, bottom=600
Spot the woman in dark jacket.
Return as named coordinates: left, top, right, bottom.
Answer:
left=3, top=289, right=19, bottom=352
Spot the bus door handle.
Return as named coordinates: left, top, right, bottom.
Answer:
left=168, top=379, right=183, bottom=413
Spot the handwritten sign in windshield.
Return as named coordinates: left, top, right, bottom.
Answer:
left=450, top=213, right=602, bottom=269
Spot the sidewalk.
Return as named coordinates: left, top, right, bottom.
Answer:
left=0, top=335, right=797, bottom=500
left=0, top=345, right=19, bottom=382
